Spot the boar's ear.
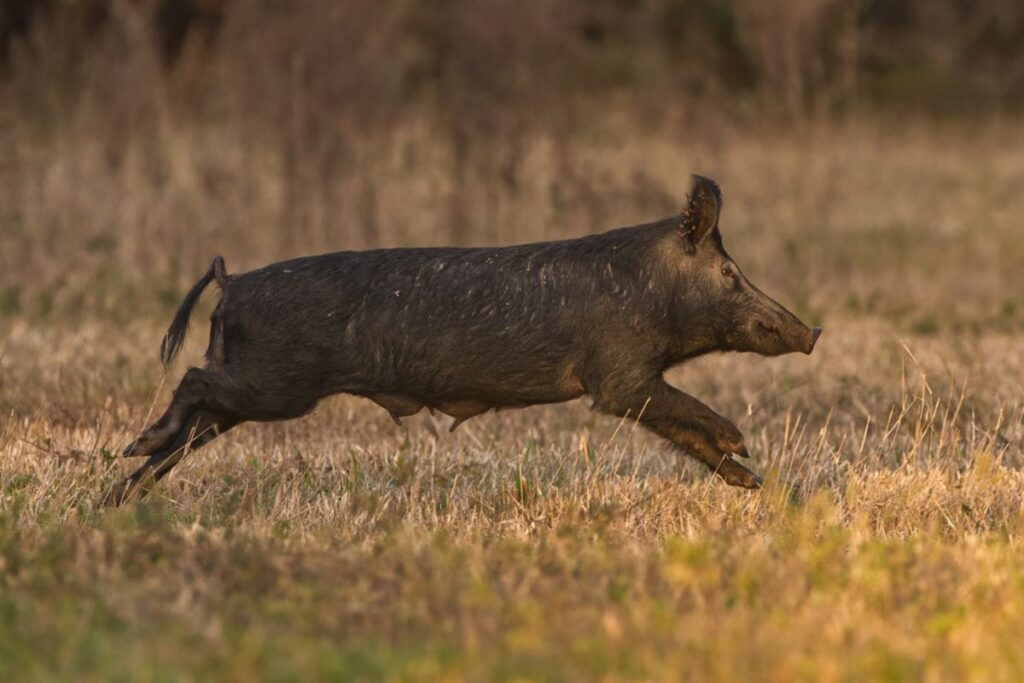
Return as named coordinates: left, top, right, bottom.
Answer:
left=679, top=175, right=722, bottom=253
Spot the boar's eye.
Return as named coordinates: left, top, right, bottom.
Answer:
left=720, top=264, right=736, bottom=279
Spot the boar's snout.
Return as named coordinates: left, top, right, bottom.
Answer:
left=806, top=326, right=822, bottom=354
left=743, top=299, right=821, bottom=357
left=775, top=317, right=821, bottom=356
left=780, top=319, right=820, bottom=356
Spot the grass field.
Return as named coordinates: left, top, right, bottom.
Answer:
left=2, top=120, right=1024, bottom=681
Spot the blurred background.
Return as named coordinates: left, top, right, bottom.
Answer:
left=1, top=0, right=1023, bottom=332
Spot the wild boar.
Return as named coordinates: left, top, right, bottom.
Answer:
left=105, top=175, right=820, bottom=505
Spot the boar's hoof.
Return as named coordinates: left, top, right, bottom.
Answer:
left=706, top=420, right=746, bottom=458
left=740, top=471, right=764, bottom=489
left=718, top=459, right=762, bottom=489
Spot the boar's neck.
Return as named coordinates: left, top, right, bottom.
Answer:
left=666, top=272, right=733, bottom=364
left=574, top=218, right=723, bottom=369
left=661, top=244, right=726, bottom=365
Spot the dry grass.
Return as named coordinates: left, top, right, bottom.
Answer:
left=2, top=121, right=1024, bottom=680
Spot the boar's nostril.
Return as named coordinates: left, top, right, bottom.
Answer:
left=807, top=326, right=823, bottom=353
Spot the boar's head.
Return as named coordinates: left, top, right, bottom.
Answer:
left=672, top=175, right=821, bottom=357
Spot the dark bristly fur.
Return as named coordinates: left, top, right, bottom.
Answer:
left=104, top=175, right=821, bottom=505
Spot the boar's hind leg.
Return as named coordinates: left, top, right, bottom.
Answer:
left=123, top=367, right=237, bottom=457
left=104, top=410, right=237, bottom=506
left=592, top=380, right=761, bottom=489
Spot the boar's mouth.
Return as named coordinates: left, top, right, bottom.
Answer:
left=755, top=320, right=781, bottom=339
left=754, top=320, right=787, bottom=349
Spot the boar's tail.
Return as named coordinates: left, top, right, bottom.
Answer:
left=160, top=256, right=228, bottom=367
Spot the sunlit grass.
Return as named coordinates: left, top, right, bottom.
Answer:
left=2, top=311, right=1023, bottom=680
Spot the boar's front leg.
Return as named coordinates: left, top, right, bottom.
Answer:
left=591, top=378, right=761, bottom=489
